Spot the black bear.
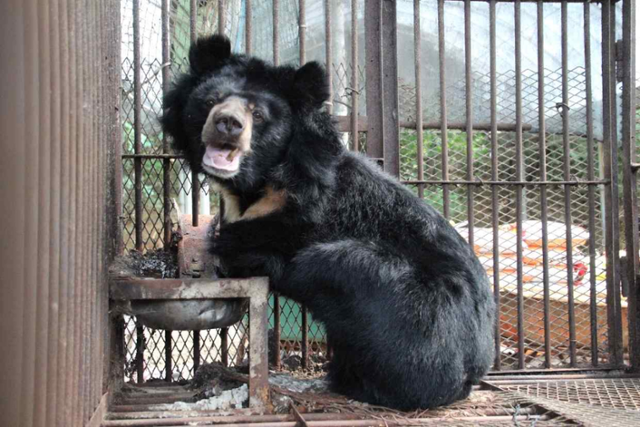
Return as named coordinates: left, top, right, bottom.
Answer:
left=161, top=34, right=495, bottom=411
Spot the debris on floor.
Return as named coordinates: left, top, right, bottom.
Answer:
left=110, top=247, right=179, bottom=279
left=268, top=372, right=328, bottom=394
left=150, top=384, right=249, bottom=411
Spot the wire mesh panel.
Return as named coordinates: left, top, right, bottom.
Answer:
left=118, top=0, right=631, bottom=383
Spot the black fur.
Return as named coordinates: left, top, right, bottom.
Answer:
left=161, top=34, right=495, bottom=411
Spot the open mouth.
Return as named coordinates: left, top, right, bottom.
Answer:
left=202, top=145, right=243, bottom=177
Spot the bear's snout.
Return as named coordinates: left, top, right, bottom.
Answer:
left=214, top=114, right=245, bottom=136
left=202, top=96, right=253, bottom=154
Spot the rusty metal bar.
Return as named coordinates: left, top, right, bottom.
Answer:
left=324, top=0, right=333, bottom=114
left=489, top=0, right=500, bottom=370
left=621, top=0, right=639, bottom=370
left=583, top=0, right=599, bottom=367
left=46, top=0, right=62, bottom=420
left=560, top=0, right=577, bottom=367
left=165, top=330, right=172, bottom=382
left=537, top=0, right=551, bottom=369
left=0, top=1, right=27, bottom=422
left=221, top=328, right=229, bottom=366
left=514, top=0, right=525, bottom=369
left=299, top=0, right=310, bottom=369
left=402, top=179, right=609, bottom=186
left=464, top=0, right=475, bottom=250
left=193, top=331, right=200, bottom=373
left=218, top=0, right=225, bottom=35
left=245, top=0, right=252, bottom=54
left=122, top=154, right=185, bottom=159
left=133, top=0, right=143, bottom=251
left=58, top=0, right=73, bottom=421
left=413, top=0, right=423, bottom=198
left=162, top=0, right=171, bottom=247
left=602, top=0, right=624, bottom=366
left=273, top=0, right=279, bottom=65
left=162, top=0, right=173, bottom=383
left=299, top=0, right=306, bottom=64
left=102, top=415, right=551, bottom=427
left=248, top=283, right=270, bottom=409
left=136, top=325, right=145, bottom=384
left=364, top=0, right=383, bottom=160
left=190, top=0, right=200, bottom=228
left=438, top=0, right=450, bottom=218
left=72, top=1, right=85, bottom=420
left=114, top=0, right=124, bottom=259
left=273, top=296, right=281, bottom=369
left=350, top=0, right=359, bottom=152
left=611, top=0, right=624, bottom=368
left=382, top=0, right=399, bottom=177
left=271, top=0, right=281, bottom=371
left=35, top=0, right=53, bottom=422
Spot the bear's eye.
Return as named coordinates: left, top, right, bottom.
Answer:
left=252, top=110, right=264, bottom=123
left=205, top=100, right=215, bottom=108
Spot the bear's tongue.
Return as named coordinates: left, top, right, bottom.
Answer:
left=203, top=146, right=241, bottom=171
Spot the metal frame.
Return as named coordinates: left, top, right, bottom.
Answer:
left=111, top=277, right=270, bottom=409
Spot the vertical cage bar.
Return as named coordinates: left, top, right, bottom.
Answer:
left=489, top=0, right=501, bottom=370
left=0, top=0, right=27, bottom=420
left=514, top=0, right=525, bottom=369
left=561, top=0, right=577, bottom=367
left=35, top=0, right=52, bottom=422
left=114, top=2, right=124, bottom=257
left=622, top=0, right=639, bottom=370
left=325, top=0, right=333, bottom=114
left=136, top=325, right=144, bottom=383
left=299, top=0, right=306, bottom=62
left=350, top=0, right=359, bottom=151
left=273, top=0, right=279, bottom=65
left=537, top=0, right=552, bottom=369
left=162, top=0, right=171, bottom=247
left=299, top=0, right=309, bottom=369
left=382, top=0, right=399, bottom=177
left=272, top=0, right=281, bottom=370
left=46, top=0, right=62, bottom=419
left=190, top=0, right=199, bottom=228
left=464, top=0, right=475, bottom=248
left=364, top=0, right=383, bottom=161
left=583, top=0, right=599, bottom=367
left=218, top=0, right=225, bottom=35
left=612, top=0, right=624, bottom=367
left=602, top=0, right=624, bottom=366
left=193, top=331, right=201, bottom=373
left=20, top=0, right=39, bottom=422
left=221, top=327, right=229, bottom=366
left=438, top=0, right=449, bottom=218
left=165, top=330, right=172, bottom=381
left=413, top=0, right=423, bottom=199
left=73, top=3, right=87, bottom=420
left=133, top=0, right=143, bottom=251
left=56, top=0, right=71, bottom=420
left=245, top=0, right=252, bottom=54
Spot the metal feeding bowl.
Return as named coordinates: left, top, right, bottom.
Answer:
left=131, top=299, right=248, bottom=331
left=119, top=208, right=248, bottom=331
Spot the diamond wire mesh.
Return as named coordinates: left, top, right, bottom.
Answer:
left=399, top=67, right=612, bottom=369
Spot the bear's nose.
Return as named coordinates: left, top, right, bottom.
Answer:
left=215, top=115, right=244, bottom=136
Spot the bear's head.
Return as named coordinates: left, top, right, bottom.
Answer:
left=160, top=35, right=331, bottom=190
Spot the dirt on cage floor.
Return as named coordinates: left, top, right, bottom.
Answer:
left=103, top=364, right=640, bottom=426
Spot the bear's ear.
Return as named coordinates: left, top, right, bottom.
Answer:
left=189, top=34, right=232, bottom=76
left=289, top=62, right=330, bottom=110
